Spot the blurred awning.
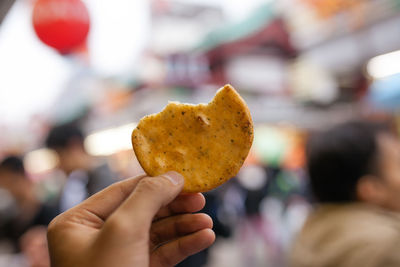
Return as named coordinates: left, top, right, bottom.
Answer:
left=194, top=3, right=276, bottom=52
left=194, top=3, right=296, bottom=59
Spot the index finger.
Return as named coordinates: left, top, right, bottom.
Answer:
left=154, top=193, right=205, bottom=221
left=71, top=174, right=147, bottom=221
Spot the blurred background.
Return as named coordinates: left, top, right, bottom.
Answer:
left=0, top=0, right=400, bottom=266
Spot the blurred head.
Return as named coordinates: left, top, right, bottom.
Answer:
left=0, top=155, right=25, bottom=174
left=0, top=156, right=32, bottom=199
left=45, top=123, right=89, bottom=174
left=307, top=120, right=400, bottom=212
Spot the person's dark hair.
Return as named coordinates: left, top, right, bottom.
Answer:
left=0, top=156, right=25, bottom=175
left=306, top=120, right=389, bottom=203
left=45, top=123, right=84, bottom=150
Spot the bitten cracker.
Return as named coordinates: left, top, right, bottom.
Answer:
left=132, top=84, right=254, bottom=192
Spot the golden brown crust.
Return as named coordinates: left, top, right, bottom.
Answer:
left=132, top=84, right=254, bottom=192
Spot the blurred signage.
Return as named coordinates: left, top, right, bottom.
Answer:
left=286, top=0, right=400, bottom=49
left=301, top=0, right=399, bottom=27
left=302, top=0, right=364, bottom=19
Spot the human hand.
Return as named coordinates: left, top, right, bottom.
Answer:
left=47, top=172, right=215, bottom=267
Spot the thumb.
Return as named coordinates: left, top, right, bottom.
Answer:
left=111, top=172, right=184, bottom=231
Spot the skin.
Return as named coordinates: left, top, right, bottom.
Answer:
left=0, top=170, right=39, bottom=224
left=55, top=142, right=94, bottom=175
left=47, top=172, right=215, bottom=267
left=357, top=133, right=400, bottom=212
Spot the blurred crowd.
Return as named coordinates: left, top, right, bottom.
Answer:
left=0, top=123, right=117, bottom=267
left=0, top=121, right=311, bottom=267
left=5, top=115, right=400, bottom=267
left=0, top=102, right=303, bottom=267
left=4, top=117, right=400, bottom=267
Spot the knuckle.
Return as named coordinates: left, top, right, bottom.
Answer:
left=106, top=217, right=129, bottom=233
left=106, top=216, right=146, bottom=238
left=177, top=238, right=188, bottom=256
left=47, top=214, right=69, bottom=244
left=155, top=248, right=174, bottom=267
left=149, top=230, right=161, bottom=246
left=47, top=214, right=62, bottom=237
left=137, top=177, right=164, bottom=192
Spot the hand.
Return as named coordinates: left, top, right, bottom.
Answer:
left=47, top=172, right=215, bottom=267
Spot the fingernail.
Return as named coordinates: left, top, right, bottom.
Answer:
left=162, top=171, right=183, bottom=185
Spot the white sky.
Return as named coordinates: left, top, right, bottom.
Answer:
left=0, top=1, right=72, bottom=126
left=0, top=0, right=150, bottom=127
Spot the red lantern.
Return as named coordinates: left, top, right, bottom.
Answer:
left=32, top=0, right=90, bottom=54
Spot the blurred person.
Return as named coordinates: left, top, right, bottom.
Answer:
left=177, top=188, right=232, bottom=267
left=290, top=120, right=400, bottom=267
left=47, top=172, right=215, bottom=267
left=45, top=123, right=115, bottom=212
left=0, top=156, right=57, bottom=252
left=20, top=226, right=49, bottom=267
left=236, top=166, right=285, bottom=266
